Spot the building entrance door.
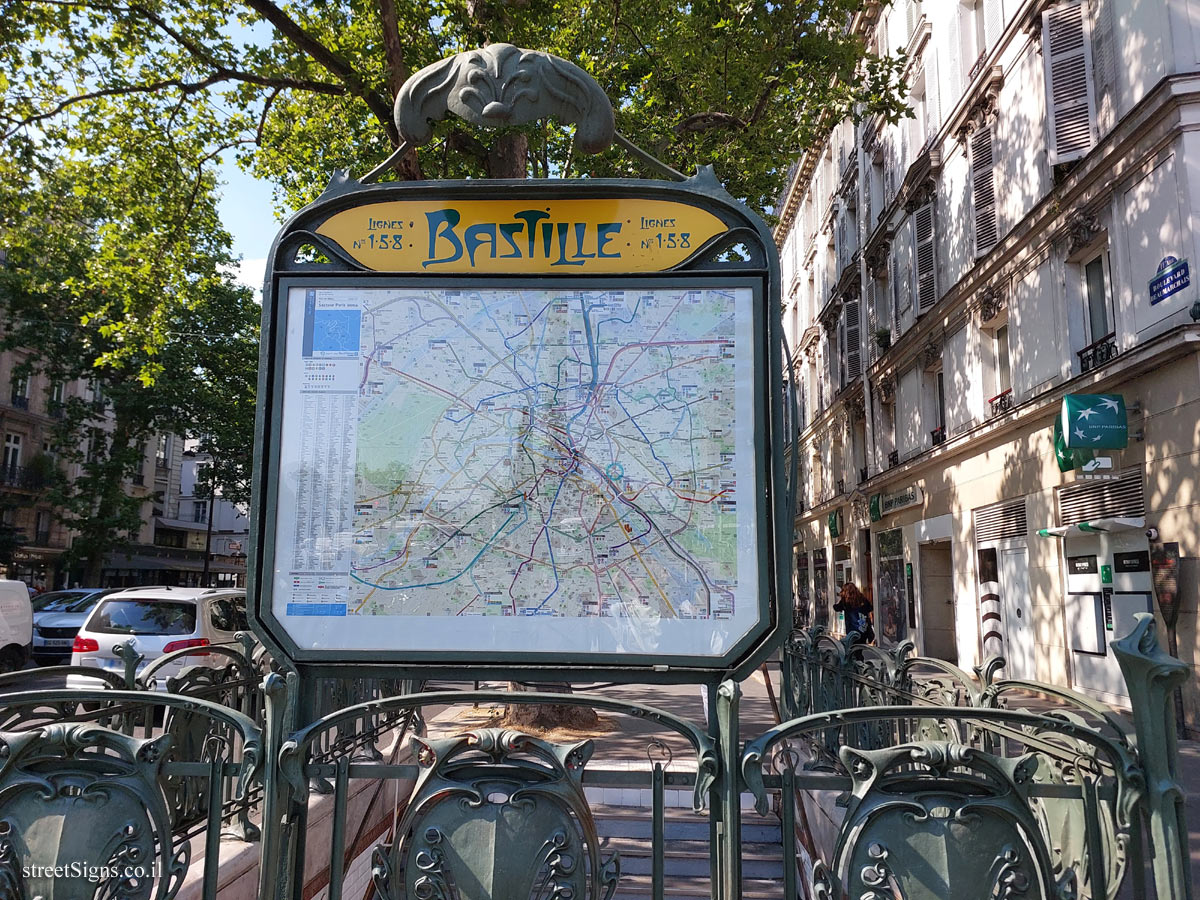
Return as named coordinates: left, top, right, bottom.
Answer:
left=918, top=541, right=956, bottom=663
left=999, top=545, right=1035, bottom=680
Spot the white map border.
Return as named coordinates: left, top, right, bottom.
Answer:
left=270, top=282, right=762, bottom=659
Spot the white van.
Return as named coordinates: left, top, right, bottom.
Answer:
left=0, top=579, right=33, bottom=672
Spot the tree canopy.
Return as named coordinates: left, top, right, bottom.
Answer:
left=4, top=0, right=908, bottom=233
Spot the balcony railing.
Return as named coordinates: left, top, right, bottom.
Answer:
left=859, top=466, right=869, bottom=484
left=0, top=465, right=44, bottom=490
left=1078, top=332, right=1118, bottom=374
left=930, top=426, right=946, bottom=446
left=132, top=472, right=145, bottom=486
left=9, top=395, right=28, bottom=411
left=988, top=388, right=1014, bottom=418
left=888, top=450, right=899, bottom=468
left=836, top=479, right=845, bottom=495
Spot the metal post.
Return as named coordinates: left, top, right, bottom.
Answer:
left=716, top=679, right=742, bottom=900
left=1112, top=614, right=1193, bottom=900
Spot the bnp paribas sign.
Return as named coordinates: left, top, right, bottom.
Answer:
left=1060, top=394, right=1128, bottom=450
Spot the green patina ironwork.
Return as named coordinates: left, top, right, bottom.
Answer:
left=374, top=728, right=619, bottom=900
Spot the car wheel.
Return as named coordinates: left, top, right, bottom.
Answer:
left=0, top=646, right=24, bottom=674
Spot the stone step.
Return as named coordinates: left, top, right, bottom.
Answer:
left=590, top=804, right=781, bottom=843
left=609, top=873, right=784, bottom=899
left=602, top=842, right=784, bottom=880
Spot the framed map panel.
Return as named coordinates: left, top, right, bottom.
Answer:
left=268, top=280, right=762, bottom=660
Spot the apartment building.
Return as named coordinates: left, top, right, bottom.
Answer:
left=779, top=0, right=1200, bottom=734
left=0, top=353, right=247, bottom=589
left=0, top=350, right=90, bottom=587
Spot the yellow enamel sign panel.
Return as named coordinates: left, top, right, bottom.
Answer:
left=315, top=198, right=727, bottom=273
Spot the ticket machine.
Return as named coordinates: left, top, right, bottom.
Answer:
left=1062, top=528, right=1153, bottom=706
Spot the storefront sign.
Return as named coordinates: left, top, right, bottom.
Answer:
left=1060, top=394, right=1128, bottom=450
left=315, top=199, right=729, bottom=274
left=1053, top=419, right=1094, bottom=472
left=828, top=509, right=842, bottom=538
left=869, top=485, right=924, bottom=522
left=1149, top=256, right=1190, bottom=305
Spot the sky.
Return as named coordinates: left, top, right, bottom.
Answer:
left=216, top=17, right=284, bottom=297
left=217, top=157, right=279, bottom=296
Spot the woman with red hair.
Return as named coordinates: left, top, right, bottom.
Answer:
left=834, top=582, right=875, bottom=644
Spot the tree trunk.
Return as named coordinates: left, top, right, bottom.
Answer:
left=504, top=681, right=599, bottom=731
left=487, top=133, right=528, bottom=179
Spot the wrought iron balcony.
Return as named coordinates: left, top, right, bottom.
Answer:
left=859, top=466, right=869, bottom=484
left=930, top=426, right=946, bottom=446
left=988, top=388, right=1014, bottom=417
left=887, top=450, right=899, bottom=468
left=9, top=395, right=28, bottom=411
left=1078, top=332, right=1118, bottom=374
left=0, top=464, right=44, bottom=490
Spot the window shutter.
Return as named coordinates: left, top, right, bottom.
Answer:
left=948, top=9, right=963, bottom=98
left=913, top=203, right=937, bottom=312
left=983, top=0, right=1005, bottom=50
left=1043, top=1, right=1096, bottom=165
left=971, top=125, right=998, bottom=256
left=926, top=52, right=941, bottom=137
left=845, top=299, right=862, bottom=379
left=889, top=254, right=901, bottom=335
left=906, top=0, right=919, bottom=40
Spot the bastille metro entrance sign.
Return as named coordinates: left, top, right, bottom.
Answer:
left=248, top=48, right=787, bottom=680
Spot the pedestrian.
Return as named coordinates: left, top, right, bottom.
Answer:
left=834, top=582, right=875, bottom=644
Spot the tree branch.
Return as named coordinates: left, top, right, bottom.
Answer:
left=242, top=0, right=400, bottom=144
left=673, top=111, right=748, bottom=135
left=377, top=0, right=408, bottom=99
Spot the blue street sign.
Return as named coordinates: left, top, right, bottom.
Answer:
left=1149, top=256, right=1189, bottom=305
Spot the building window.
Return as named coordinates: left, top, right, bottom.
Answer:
left=1083, top=253, right=1112, bottom=343
left=876, top=528, right=908, bottom=646
left=193, top=500, right=208, bottom=524
left=35, top=509, right=50, bottom=545
left=156, top=434, right=170, bottom=468
left=155, top=527, right=186, bottom=548
left=3, top=434, right=21, bottom=472
left=9, top=375, right=28, bottom=410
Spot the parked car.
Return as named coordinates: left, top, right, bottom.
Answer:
left=68, top=587, right=249, bottom=689
left=0, top=579, right=33, bottom=672
left=31, top=588, right=116, bottom=665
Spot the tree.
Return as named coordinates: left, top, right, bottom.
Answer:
left=3, top=1, right=908, bottom=224
left=0, top=152, right=259, bottom=583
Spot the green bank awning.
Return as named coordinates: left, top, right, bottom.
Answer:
left=1037, top=517, right=1144, bottom=538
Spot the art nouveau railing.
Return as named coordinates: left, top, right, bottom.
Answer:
left=764, top=617, right=1191, bottom=900
left=0, top=617, right=1190, bottom=900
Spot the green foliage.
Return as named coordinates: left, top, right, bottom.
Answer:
left=0, top=154, right=259, bottom=578
left=4, top=1, right=908, bottom=226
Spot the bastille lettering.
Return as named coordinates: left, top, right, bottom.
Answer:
left=423, top=208, right=623, bottom=268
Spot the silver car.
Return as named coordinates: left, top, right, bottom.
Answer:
left=68, top=587, right=248, bottom=689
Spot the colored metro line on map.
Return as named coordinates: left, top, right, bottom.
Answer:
left=348, top=287, right=741, bottom=620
